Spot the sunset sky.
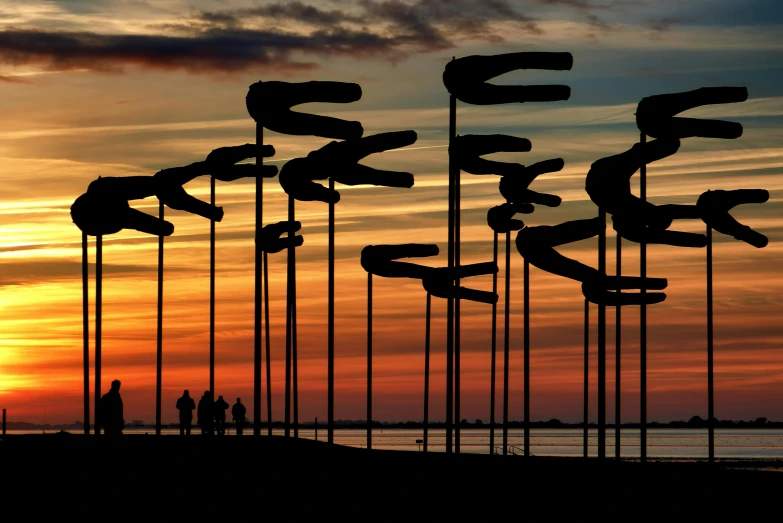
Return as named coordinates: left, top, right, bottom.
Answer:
left=0, top=0, right=781, bottom=426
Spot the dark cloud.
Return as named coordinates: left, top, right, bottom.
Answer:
left=0, top=0, right=540, bottom=75
left=646, top=16, right=687, bottom=33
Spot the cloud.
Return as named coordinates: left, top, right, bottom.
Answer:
left=0, top=0, right=541, bottom=75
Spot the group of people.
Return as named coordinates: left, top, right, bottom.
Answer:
left=176, top=390, right=247, bottom=436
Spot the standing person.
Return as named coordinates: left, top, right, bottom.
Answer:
left=197, top=390, right=214, bottom=436
left=99, top=379, right=124, bottom=436
left=232, top=398, right=246, bottom=436
left=214, top=395, right=229, bottom=436
left=176, top=390, right=196, bottom=436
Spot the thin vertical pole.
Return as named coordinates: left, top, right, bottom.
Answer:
left=584, top=299, right=589, bottom=458
left=285, top=196, right=293, bottom=438
left=82, top=233, right=90, bottom=435
left=156, top=203, right=164, bottom=436
left=503, top=231, right=511, bottom=455
left=367, top=272, right=373, bottom=450
left=423, top=293, right=431, bottom=453
left=95, top=234, right=102, bottom=436
left=455, top=155, right=461, bottom=454
left=1, top=409, right=5, bottom=436
left=292, top=201, right=299, bottom=439
left=615, top=235, right=622, bottom=460
left=254, top=124, right=263, bottom=437
left=598, top=210, right=606, bottom=459
left=524, top=259, right=530, bottom=457
left=328, top=178, right=335, bottom=444
left=263, top=251, right=272, bottom=436
left=707, top=226, right=714, bottom=464
left=210, top=177, right=215, bottom=399
left=640, top=132, right=647, bottom=462
left=490, top=232, right=498, bottom=454
left=446, top=93, right=456, bottom=454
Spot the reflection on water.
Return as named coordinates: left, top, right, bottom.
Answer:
left=8, top=428, right=783, bottom=459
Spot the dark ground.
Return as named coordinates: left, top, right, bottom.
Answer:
left=2, top=433, right=782, bottom=515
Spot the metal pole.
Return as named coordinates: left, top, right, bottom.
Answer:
left=424, top=293, right=431, bottom=453
left=292, top=200, right=299, bottom=439
left=455, top=152, right=461, bottom=454
left=210, top=177, right=215, bottom=398
left=640, top=132, right=647, bottom=462
left=503, top=231, right=510, bottom=455
left=95, top=234, right=102, bottom=436
left=524, top=259, right=530, bottom=457
left=285, top=196, right=293, bottom=438
left=263, top=251, right=272, bottom=436
left=707, top=226, right=714, bottom=464
left=156, top=203, right=164, bottom=436
left=615, top=235, right=622, bottom=460
left=328, top=178, right=335, bottom=444
left=446, top=94, right=456, bottom=454
left=584, top=299, right=589, bottom=458
left=1, top=409, right=5, bottom=436
left=490, top=232, right=498, bottom=454
left=367, top=272, right=372, bottom=450
left=254, top=124, right=263, bottom=437
left=82, top=233, right=90, bottom=435
left=598, top=210, right=606, bottom=459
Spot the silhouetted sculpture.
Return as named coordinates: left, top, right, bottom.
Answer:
left=70, top=145, right=275, bottom=237
left=232, top=398, right=246, bottom=436
left=214, top=395, right=229, bottom=435
left=98, top=379, right=124, bottom=436
left=257, top=221, right=304, bottom=253
left=499, top=158, right=565, bottom=207
left=361, top=244, right=438, bottom=279
left=176, top=389, right=196, bottom=436
left=443, top=52, right=573, bottom=105
left=422, top=263, right=499, bottom=304
left=515, top=218, right=668, bottom=305
left=636, top=87, right=748, bottom=140
left=451, top=134, right=531, bottom=176
left=585, top=139, right=706, bottom=248
left=280, top=131, right=418, bottom=204
left=197, top=390, right=214, bottom=436
left=697, top=189, right=769, bottom=248
left=246, top=81, right=363, bottom=140
left=487, top=202, right=533, bottom=233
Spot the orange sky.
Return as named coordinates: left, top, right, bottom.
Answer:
left=0, top=0, right=781, bottom=425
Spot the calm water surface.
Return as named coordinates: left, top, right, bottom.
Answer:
left=10, top=428, right=783, bottom=459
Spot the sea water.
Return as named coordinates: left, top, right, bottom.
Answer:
left=8, top=428, right=783, bottom=459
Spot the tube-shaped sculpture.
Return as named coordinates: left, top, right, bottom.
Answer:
left=246, top=81, right=363, bottom=140
left=443, top=52, right=573, bottom=105
left=499, top=158, right=564, bottom=207
left=257, top=221, right=304, bottom=254
left=636, top=87, right=748, bottom=140
left=451, top=135, right=532, bottom=177
left=422, top=263, right=499, bottom=304
left=487, top=202, right=533, bottom=233
left=697, top=189, right=769, bottom=248
left=361, top=244, right=438, bottom=279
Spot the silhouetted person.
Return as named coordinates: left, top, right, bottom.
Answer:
left=98, top=379, right=124, bottom=436
left=176, top=390, right=196, bottom=436
left=451, top=134, right=531, bottom=176
left=198, top=391, right=214, bottom=436
left=697, top=189, right=769, bottom=248
left=214, top=395, right=229, bottom=435
left=487, top=202, right=533, bottom=233
left=257, top=220, right=304, bottom=253
left=585, top=138, right=706, bottom=248
left=636, top=87, right=748, bottom=140
left=279, top=131, right=417, bottom=204
left=515, top=218, right=668, bottom=306
left=422, top=262, right=499, bottom=304
left=246, top=80, right=364, bottom=140
left=361, top=244, right=439, bottom=280
left=499, top=158, right=564, bottom=207
left=443, top=52, right=572, bottom=105
left=232, top=398, right=246, bottom=436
